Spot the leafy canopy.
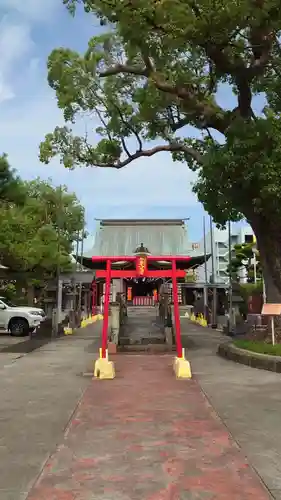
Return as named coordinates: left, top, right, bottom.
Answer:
left=0, top=155, right=84, bottom=275
left=0, top=154, right=26, bottom=204
left=40, top=0, right=281, bottom=228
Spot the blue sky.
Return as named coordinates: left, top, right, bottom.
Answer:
left=0, top=1, right=255, bottom=247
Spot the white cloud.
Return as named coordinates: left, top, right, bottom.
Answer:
left=0, top=0, right=63, bottom=101
left=0, top=77, right=14, bottom=103
left=0, top=2, right=200, bottom=229
left=0, top=86, right=198, bottom=221
left=0, top=0, right=59, bottom=22
left=0, top=17, right=33, bottom=102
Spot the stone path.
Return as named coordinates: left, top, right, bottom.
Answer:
left=2, top=312, right=281, bottom=499
left=119, top=306, right=166, bottom=346
left=27, top=353, right=271, bottom=500
left=184, top=321, right=281, bottom=500
left=0, top=324, right=101, bottom=500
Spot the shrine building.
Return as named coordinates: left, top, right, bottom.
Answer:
left=80, top=219, right=209, bottom=307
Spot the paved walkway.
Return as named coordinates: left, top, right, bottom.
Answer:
left=185, top=322, right=281, bottom=500
left=0, top=323, right=101, bottom=500
left=27, top=353, right=271, bottom=499
left=2, top=315, right=281, bottom=499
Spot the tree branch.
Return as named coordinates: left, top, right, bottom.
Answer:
left=84, top=142, right=203, bottom=169
left=99, top=62, right=229, bottom=133
left=113, top=102, right=143, bottom=151
left=248, top=0, right=276, bottom=76
left=205, top=128, right=217, bottom=144
left=120, top=136, right=131, bottom=158
left=97, top=1, right=274, bottom=126
left=99, top=63, right=148, bottom=77
left=94, top=107, right=113, bottom=141
left=89, top=83, right=144, bottom=152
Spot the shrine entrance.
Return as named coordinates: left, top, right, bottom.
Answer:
left=129, top=278, right=156, bottom=297
left=125, top=277, right=159, bottom=306
left=93, top=254, right=189, bottom=359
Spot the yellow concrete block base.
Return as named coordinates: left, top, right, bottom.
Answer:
left=80, top=314, right=104, bottom=328
left=173, top=356, right=192, bottom=379
left=94, top=357, right=115, bottom=379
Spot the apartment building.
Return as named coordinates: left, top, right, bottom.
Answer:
left=190, top=223, right=255, bottom=284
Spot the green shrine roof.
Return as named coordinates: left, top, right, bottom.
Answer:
left=86, top=219, right=190, bottom=257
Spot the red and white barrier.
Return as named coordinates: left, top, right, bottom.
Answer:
left=133, top=296, right=154, bottom=306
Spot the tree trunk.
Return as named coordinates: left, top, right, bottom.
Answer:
left=249, top=212, right=281, bottom=303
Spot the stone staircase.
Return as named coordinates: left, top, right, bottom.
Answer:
left=119, top=306, right=175, bottom=352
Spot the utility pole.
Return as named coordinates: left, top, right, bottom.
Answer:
left=209, top=215, right=217, bottom=327
left=73, top=231, right=80, bottom=313
left=228, top=220, right=233, bottom=331
left=78, top=217, right=85, bottom=312
left=203, top=216, right=208, bottom=320
left=53, top=185, right=63, bottom=338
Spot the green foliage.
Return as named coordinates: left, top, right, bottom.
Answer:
left=40, top=0, right=281, bottom=218
left=228, top=242, right=262, bottom=283
left=239, top=282, right=263, bottom=298
left=185, top=270, right=196, bottom=283
left=234, top=340, right=281, bottom=356
left=0, top=282, right=16, bottom=301
left=0, top=154, right=26, bottom=204
left=0, top=155, right=85, bottom=276
left=41, top=0, right=281, bottom=296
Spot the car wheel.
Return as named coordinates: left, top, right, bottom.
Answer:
left=9, top=318, right=29, bottom=337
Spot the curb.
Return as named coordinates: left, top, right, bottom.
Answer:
left=217, top=342, right=281, bottom=373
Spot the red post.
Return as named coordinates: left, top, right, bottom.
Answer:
left=172, top=259, right=183, bottom=358
left=101, top=259, right=111, bottom=358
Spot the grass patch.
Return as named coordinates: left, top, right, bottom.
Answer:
left=234, top=340, right=281, bottom=356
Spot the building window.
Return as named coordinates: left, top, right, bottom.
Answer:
left=244, top=234, right=254, bottom=244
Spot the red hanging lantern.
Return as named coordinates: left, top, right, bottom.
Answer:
left=136, top=256, right=147, bottom=276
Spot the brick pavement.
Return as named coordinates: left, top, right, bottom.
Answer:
left=27, top=354, right=271, bottom=500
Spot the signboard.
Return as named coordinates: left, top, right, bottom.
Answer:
left=261, top=303, right=281, bottom=346
left=136, top=256, right=147, bottom=276
left=192, top=243, right=199, bottom=250
left=261, top=304, right=281, bottom=315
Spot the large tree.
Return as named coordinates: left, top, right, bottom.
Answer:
left=0, top=155, right=84, bottom=276
left=40, top=0, right=281, bottom=301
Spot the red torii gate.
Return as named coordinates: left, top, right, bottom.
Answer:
left=92, top=255, right=191, bottom=359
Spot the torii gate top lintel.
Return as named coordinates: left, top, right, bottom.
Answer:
left=91, top=255, right=191, bottom=262
left=92, top=255, right=192, bottom=279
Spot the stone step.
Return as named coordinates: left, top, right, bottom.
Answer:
left=127, top=306, right=155, bottom=309
left=119, top=336, right=165, bottom=346
left=118, top=344, right=176, bottom=353
left=127, top=307, right=156, bottom=314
